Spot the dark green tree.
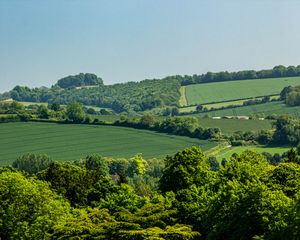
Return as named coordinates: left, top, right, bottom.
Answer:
left=12, top=153, right=53, bottom=175
left=66, top=102, right=85, bottom=123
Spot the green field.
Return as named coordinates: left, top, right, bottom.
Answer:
left=193, top=101, right=300, bottom=118
left=185, top=77, right=300, bottom=105
left=179, top=96, right=280, bottom=113
left=198, top=118, right=273, bottom=134
left=216, top=145, right=291, bottom=161
left=0, top=122, right=216, bottom=165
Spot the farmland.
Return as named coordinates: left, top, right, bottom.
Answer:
left=192, top=101, right=300, bottom=118
left=0, top=122, right=216, bottom=165
left=179, top=96, right=280, bottom=113
left=216, top=145, right=291, bottom=161
left=198, top=118, right=273, bottom=134
left=184, top=76, right=300, bottom=105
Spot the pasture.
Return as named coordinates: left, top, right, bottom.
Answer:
left=198, top=118, right=273, bottom=134
left=179, top=96, right=280, bottom=113
left=216, top=145, right=291, bottom=161
left=185, top=76, right=300, bottom=105
left=0, top=122, right=216, bottom=165
left=193, top=101, right=300, bottom=118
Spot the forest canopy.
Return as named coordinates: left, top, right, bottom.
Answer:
left=1, top=147, right=300, bottom=239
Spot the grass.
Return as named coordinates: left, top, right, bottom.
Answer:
left=192, top=101, right=300, bottom=118
left=19, top=101, right=48, bottom=106
left=0, top=122, right=217, bottom=165
left=203, top=96, right=279, bottom=110
left=179, top=106, right=197, bottom=113
left=185, top=76, right=300, bottom=105
left=179, top=86, right=188, bottom=106
left=198, top=118, right=273, bottom=134
left=216, top=145, right=291, bottom=161
left=179, top=96, right=280, bottom=113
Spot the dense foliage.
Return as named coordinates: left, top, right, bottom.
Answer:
left=9, top=78, right=181, bottom=113
left=280, top=85, right=300, bottom=106
left=178, top=65, right=300, bottom=85
left=56, top=73, right=103, bottom=89
left=1, top=147, right=300, bottom=239
left=115, top=115, right=222, bottom=140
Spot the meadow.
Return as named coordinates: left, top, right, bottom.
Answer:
left=179, top=96, right=279, bottom=113
left=0, top=122, right=216, bottom=165
left=184, top=76, right=300, bottom=105
left=216, top=145, right=291, bottom=161
left=198, top=118, right=273, bottom=134
left=193, top=101, right=300, bottom=118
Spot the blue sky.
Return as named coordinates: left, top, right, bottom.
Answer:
left=1, top=0, right=300, bottom=92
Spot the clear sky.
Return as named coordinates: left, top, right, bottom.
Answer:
left=1, top=0, right=300, bottom=92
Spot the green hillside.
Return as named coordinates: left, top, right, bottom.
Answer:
left=192, top=101, right=300, bottom=118
left=184, top=76, right=300, bottom=105
left=198, top=118, right=273, bottom=134
left=0, top=122, right=216, bottom=165
left=216, top=145, right=290, bottom=161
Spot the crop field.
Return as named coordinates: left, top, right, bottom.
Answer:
left=193, top=101, right=300, bottom=118
left=0, top=122, right=217, bottom=165
left=216, top=145, right=291, bottom=161
left=179, top=96, right=280, bottom=113
left=184, top=76, right=300, bottom=105
left=198, top=118, right=273, bottom=134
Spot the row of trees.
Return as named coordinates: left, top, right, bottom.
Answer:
left=176, top=65, right=300, bottom=85
left=115, top=115, right=222, bottom=140
left=1, top=146, right=300, bottom=239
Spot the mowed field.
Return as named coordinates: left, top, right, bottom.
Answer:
left=184, top=77, right=300, bottom=105
left=193, top=101, right=300, bottom=118
left=198, top=118, right=273, bottom=134
left=0, top=122, right=216, bottom=165
left=216, top=145, right=291, bottom=161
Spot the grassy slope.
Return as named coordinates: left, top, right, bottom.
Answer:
left=179, top=86, right=188, bottom=106
left=198, top=118, right=273, bottom=134
left=179, top=96, right=280, bottom=113
left=185, top=76, right=300, bottom=105
left=0, top=122, right=216, bottom=165
left=192, top=101, right=300, bottom=118
left=216, top=145, right=290, bottom=161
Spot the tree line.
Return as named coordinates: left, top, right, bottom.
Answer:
left=176, top=65, right=300, bottom=85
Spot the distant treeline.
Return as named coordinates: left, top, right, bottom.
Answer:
left=173, top=65, right=300, bottom=85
